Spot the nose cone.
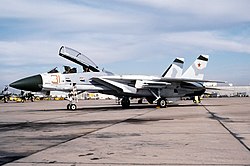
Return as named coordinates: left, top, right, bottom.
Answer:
left=10, top=74, right=43, bottom=92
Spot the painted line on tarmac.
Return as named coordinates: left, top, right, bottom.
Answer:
left=202, top=104, right=250, bottom=152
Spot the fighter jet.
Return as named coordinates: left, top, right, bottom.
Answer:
left=10, top=46, right=221, bottom=110
left=0, top=86, right=12, bottom=103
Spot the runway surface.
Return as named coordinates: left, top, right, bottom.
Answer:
left=0, top=98, right=249, bottom=165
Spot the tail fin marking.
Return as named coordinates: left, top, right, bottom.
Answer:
left=181, top=54, right=209, bottom=80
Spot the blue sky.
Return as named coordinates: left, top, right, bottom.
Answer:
left=1, top=0, right=250, bottom=90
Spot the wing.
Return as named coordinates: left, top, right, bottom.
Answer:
left=91, top=74, right=225, bottom=97
left=91, top=77, right=137, bottom=94
left=91, top=77, right=171, bottom=94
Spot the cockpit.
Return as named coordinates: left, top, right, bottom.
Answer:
left=59, top=46, right=100, bottom=72
left=63, top=66, right=77, bottom=74
left=47, top=46, right=113, bottom=75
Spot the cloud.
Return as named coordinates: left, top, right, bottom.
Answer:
left=0, top=0, right=147, bottom=36
left=127, top=0, right=250, bottom=21
left=161, top=31, right=250, bottom=54
left=124, top=0, right=250, bottom=32
left=0, top=35, right=169, bottom=73
left=0, top=40, right=62, bottom=66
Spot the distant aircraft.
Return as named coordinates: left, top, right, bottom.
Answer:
left=0, top=86, right=12, bottom=103
left=10, top=46, right=222, bottom=110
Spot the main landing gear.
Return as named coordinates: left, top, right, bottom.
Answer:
left=121, top=97, right=130, bottom=109
left=157, top=97, right=167, bottom=108
left=120, top=96, right=167, bottom=108
left=149, top=89, right=168, bottom=108
left=120, top=98, right=144, bottom=108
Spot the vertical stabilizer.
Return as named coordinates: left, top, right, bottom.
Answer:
left=162, top=57, right=184, bottom=78
left=181, top=55, right=209, bottom=80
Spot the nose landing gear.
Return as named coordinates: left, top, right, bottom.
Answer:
left=66, top=84, right=78, bottom=110
left=67, top=103, right=77, bottom=110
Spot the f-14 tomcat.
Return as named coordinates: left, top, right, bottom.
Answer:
left=10, top=46, right=221, bottom=110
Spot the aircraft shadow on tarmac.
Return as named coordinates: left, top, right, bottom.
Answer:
left=0, top=116, right=174, bottom=165
left=71, top=103, right=226, bottom=111
left=29, top=103, right=227, bottom=112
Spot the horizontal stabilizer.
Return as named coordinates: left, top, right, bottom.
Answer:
left=205, top=87, right=233, bottom=91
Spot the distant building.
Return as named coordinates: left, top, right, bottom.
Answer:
left=50, top=91, right=67, bottom=98
left=206, top=85, right=250, bottom=97
left=33, top=91, right=117, bottom=100
left=49, top=91, right=117, bottom=100
left=80, top=92, right=117, bottom=100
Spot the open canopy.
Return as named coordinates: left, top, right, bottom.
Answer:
left=59, top=46, right=100, bottom=72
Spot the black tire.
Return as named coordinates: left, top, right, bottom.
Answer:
left=157, top=98, right=167, bottom=108
left=4, top=97, right=7, bottom=103
left=138, top=99, right=143, bottom=104
left=67, top=104, right=71, bottom=110
left=121, top=97, right=130, bottom=109
left=70, top=104, right=77, bottom=111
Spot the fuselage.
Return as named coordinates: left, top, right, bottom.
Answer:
left=10, top=71, right=205, bottom=100
left=41, top=72, right=109, bottom=92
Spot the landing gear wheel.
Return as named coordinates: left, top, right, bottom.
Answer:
left=138, top=99, right=143, bottom=104
left=67, top=104, right=77, bottom=110
left=121, top=97, right=130, bottom=109
left=157, top=98, right=167, bottom=108
left=4, top=97, right=7, bottom=103
left=70, top=104, right=77, bottom=111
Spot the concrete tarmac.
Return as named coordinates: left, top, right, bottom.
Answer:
left=0, top=98, right=249, bottom=165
